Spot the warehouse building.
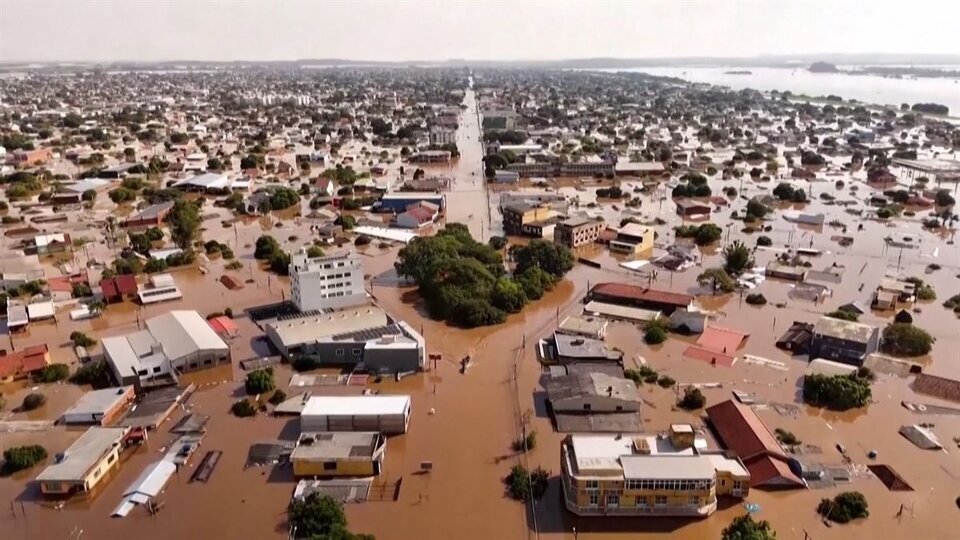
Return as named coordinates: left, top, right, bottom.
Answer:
left=301, top=395, right=411, bottom=435
left=102, top=310, right=230, bottom=385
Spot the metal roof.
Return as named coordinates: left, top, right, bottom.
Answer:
left=302, top=395, right=411, bottom=418
left=36, top=427, right=129, bottom=482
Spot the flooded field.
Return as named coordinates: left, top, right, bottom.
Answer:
left=2, top=86, right=959, bottom=540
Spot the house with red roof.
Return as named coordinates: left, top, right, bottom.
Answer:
left=705, top=400, right=806, bottom=489
left=99, top=275, right=139, bottom=304
left=0, top=344, right=51, bottom=383
left=395, top=206, right=437, bottom=229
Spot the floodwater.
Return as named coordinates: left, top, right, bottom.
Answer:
left=604, top=66, right=960, bottom=116
left=3, top=86, right=960, bottom=540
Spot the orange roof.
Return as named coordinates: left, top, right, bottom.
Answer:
left=696, top=325, right=749, bottom=355
left=706, top=400, right=787, bottom=461
left=207, top=316, right=239, bottom=336
left=683, top=345, right=736, bottom=366
left=0, top=344, right=50, bottom=377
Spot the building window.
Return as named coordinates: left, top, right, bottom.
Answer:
left=352, top=348, right=362, bottom=356
left=153, top=366, right=162, bottom=373
left=636, top=496, right=648, bottom=507
left=584, top=480, right=599, bottom=491
left=690, top=496, right=700, bottom=506
left=107, top=454, right=116, bottom=464
left=323, top=462, right=337, bottom=471
left=606, top=494, right=619, bottom=507
left=583, top=404, right=591, bottom=411
left=588, top=493, right=599, bottom=506
left=654, top=495, right=667, bottom=506
left=336, top=349, right=345, bottom=357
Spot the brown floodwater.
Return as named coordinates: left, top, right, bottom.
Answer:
left=2, top=85, right=959, bottom=540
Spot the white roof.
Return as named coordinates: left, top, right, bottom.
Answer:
left=145, top=310, right=227, bottom=361
left=63, top=178, right=114, bottom=194
left=173, top=173, right=229, bottom=189
left=302, top=395, right=411, bottom=418
left=583, top=300, right=661, bottom=322
left=36, top=427, right=129, bottom=482
left=267, top=305, right=389, bottom=348
left=570, top=435, right=634, bottom=471
left=617, top=223, right=652, bottom=238
left=27, top=301, right=55, bottom=320
left=34, top=233, right=68, bottom=248
left=62, top=387, right=133, bottom=419
left=123, top=460, right=176, bottom=499
left=352, top=226, right=417, bottom=244
left=621, top=455, right=718, bottom=480
left=806, top=358, right=858, bottom=377
left=102, top=330, right=166, bottom=378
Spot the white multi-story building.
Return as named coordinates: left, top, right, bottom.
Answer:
left=429, top=128, right=456, bottom=146
left=290, top=251, right=368, bottom=312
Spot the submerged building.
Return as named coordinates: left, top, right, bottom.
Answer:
left=560, top=425, right=750, bottom=517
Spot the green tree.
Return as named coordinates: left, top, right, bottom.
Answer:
left=677, top=387, right=706, bottom=410
left=694, top=223, right=722, bottom=245
left=722, top=514, right=777, bottom=540
left=245, top=368, right=275, bottom=395
left=803, top=373, right=872, bottom=410
left=70, top=331, right=96, bottom=347
left=2, top=445, right=48, bottom=474
left=34, top=364, right=70, bottom=383
left=22, top=393, right=47, bottom=411
left=231, top=398, right=256, bottom=417
left=81, top=189, right=97, bottom=202
left=168, top=200, right=201, bottom=250
left=722, top=240, right=754, bottom=276
left=881, top=323, right=934, bottom=356
left=511, top=240, right=574, bottom=277
left=817, top=492, right=869, bottom=524
left=288, top=493, right=351, bottom=538
left=491, top=278, right=527, bottom=314
left=268, top=187, right=301, bottom=210
left=697, top=267, right=736, bottom=293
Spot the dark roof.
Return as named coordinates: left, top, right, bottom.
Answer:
left=125, top=201, right=175, bottom=223
left=101, top=274, right=139, bottom=296
left=590, top=283, right=694, bottom=307
left=776, top=321, right=814, bottom=347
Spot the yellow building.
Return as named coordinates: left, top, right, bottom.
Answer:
left=35, top=426, right=131, bottom=496
left=609, top=223, right=654, bottom=254
left=560, top=425, right=750, bottom=517
left=291, top=432, right=386, bottom=477
left=501, top=202, right=558, bottom=236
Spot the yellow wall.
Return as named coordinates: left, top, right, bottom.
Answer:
left=715, top=471, right=750, bottom=497
left=39, top=446, right=121, bottom=496
left=293, top=458, right=377, bottom=478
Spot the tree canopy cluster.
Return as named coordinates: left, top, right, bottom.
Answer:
left=255, top=235, right=292, bottom=275
left=395, top=224, right=572, bottom=328
left=772, top=182, right=808, bottom=203
left=2, top=445, right=48, bottom=474
left=288, top=493, right=374, bottom=539
left=881, top=323, right=934, bottom=356
left=803, top=371, right=872, bottom=410
left=672, top=173, right=712, bottom=198
left=675, top=223, right=722, bottom=246
left=817, top=491, right=869, bottom=524
left=721, top=513, right=777, bottom=540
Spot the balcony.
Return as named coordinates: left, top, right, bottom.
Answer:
left=562, top=476, right=717, bottom=517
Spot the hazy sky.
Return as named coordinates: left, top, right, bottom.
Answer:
left=2, top=0, right=959, bottom=62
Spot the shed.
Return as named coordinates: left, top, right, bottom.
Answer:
left=301, top=395, right=411, bottom=435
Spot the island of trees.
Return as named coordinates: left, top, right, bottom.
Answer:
left=395, top=224, right=573, bottom=328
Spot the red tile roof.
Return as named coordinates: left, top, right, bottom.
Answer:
left=683, top=345, right=736, bottom=366
left=697, top=325, right=749, bottom=355
left=101, top=275, right=138, bottom=297
left=0, top=344, right=50, bottom=378
left=590, top=283, right=694, bottom=307
left=402, top=207, right=435, bottom=224
left=706, top=400, right=805, bottom=488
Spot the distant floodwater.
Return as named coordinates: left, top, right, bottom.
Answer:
left=604, top=66, right=960, bottom=116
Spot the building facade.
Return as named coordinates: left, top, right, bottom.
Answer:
left=554, top=217, right=605, bottom=248
left=291, top=432, right=387, bottom=477
left=560, top=426, right=749, bottom=517
left=290, top=251, right=368, bottom=312
left=501, top=203, right=557, bottom=236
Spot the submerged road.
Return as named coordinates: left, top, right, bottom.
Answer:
left=443, top=75, right=501, bottom=241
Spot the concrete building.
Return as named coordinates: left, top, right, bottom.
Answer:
left=505, top=161, right=615, bottom=178
left=122, top=201, right=175, bottom=229
left=501, top=202, right=559, bottom=236
left=408, top=150, right=451, bottom=163
left=560, top=425, right=750, bottom=517
left=609, top=223, right=654, bottom=254
left=60, top=386, right=136, bottom=425
left=554, top=217, right=605, bottom=248
left=492, top=170, right=520, bottom=183
left=290, top=251, right=368, bottom=312
left=395, top=206, right=437, bottom=229
left=301, top=395, right=411, bottom=435
left=546, top=371, right=642, bottom=432
left=548, top=332, right=623, bottom=365
left=429, top=128, right=456, bottom=146
left=291, top=432, right=387, bottom=477
left=675, top=199, right=712, bottom=218
left=35, top=426, right=132, bottom=496
left=615, top=161, right=667, bottom=177
left=102, top=310, right=230, bottom=385
left=264, top=305, right=426, bottom=372
left=481, top=109, right=519, bottom=130
left=809, top=316, right=880, bottom=366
